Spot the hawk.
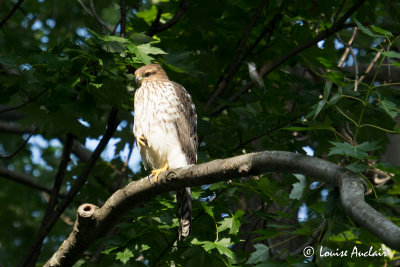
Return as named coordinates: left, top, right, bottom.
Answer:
left=133, top=63, right=197, bottom=239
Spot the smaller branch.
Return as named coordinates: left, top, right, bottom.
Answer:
left=349, top=45, right=359, bottom=91
left=121, top=139, right=134, bottom=174
left=19, top=107, right=119, bottom=267
left=333, top=0, right=347, bottom=23
left=89, top=0, right=106, bottom=34
left=241, top=10, right=282, bottom=61
left=211, top=14, right=360, bottom=115
left=0, top=0, right=24, bottom=29
left=209, top=0, right=365, bottom=116
left=77, top=0, right=112, bottom=33
left=0, top=166, right=54, bottom=194
left=111, top=19, right=121, bottom=35
left=0, top=121, right=28, bottom=134
left=337, top=27, right=358, bottom=68
left=290, top=220, right=326, bottom=256
left=336, top=30, right=359, bottom=91
left=0, top=108, right=24, bottom=121
left=151, top=234, right=178, bottom=267
left=205, top=0, right=269, bottom=109
left=120, top=0, right=126, bottom=38
left=71, top=140, right=92, bottom=162
left=233, top=114, right=303, bottom=151
left=147, top=0, right=189, bottom=37
left=0, top=126, right=36, bottom=159
left=358, top=48, right=383, bottom=84
left=0, top=88, right=49, bottom=115
left=25, top=133, right=74, bottom=265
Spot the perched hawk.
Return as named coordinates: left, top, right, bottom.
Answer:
left=133, top=64, right=197, bottom=239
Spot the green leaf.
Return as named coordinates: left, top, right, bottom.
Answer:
left=103, top=35, right=129, bottom=43
left=129, top=33, right=156, bottom=45
left=327, top=92, right=342, bottom=106
left=192, top=238, right=235, bottom=259
left=289, top=174, right=306, bottom=200
left=313, top=80, right=332, bottom=119
left=116, top=248, right=134, bottom=264
left=379, top=99, right=400, bottom=119
left=129, top=45, right=153, bottom=65
left=72, top=259, right=85, bottom=267
left=346, top=162, right=369, bottom=172
left=328, top=141, right=380, bottom=159
left=246, top=243, right=269, bottom=264
left=218, top=217, right=232, bottom=233
left=381, top=51, right=400, bottom=59
left=370, top=25, right=393, bottom=36
left=354, top=18, right=384, bottom=38
left=136, top=5, right=158, bottom=24
left=137, top=43, right=167, bottom=55
left=215, top=238, right=235, bottom=259
left=230, top=209, right=244, bottom=235
left=201, top=202, right=215, bottom=219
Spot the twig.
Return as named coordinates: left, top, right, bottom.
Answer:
left=89, top=0, right=106, bottom=34
left=19, top=107, right=119, bottom=267
left=0, top=0, right=25, bottom=29
left=336, top=30, right=359, bottom=90
left=241, top=10, right=283, bottom=61
left=111, top=19, right=120, bottom=35
left=205, top=0, right=269, bottom=109
left=289, top=220, right=326, bottom=256
left=333, top=0, right=347, bottom=23
left=77, top=0, right=112, bottom=33
left=26, top=133, right=75, bottom=265
left=233, top=114, right=303, bottom=151
left=358, top=48, right=383, bottom=84
left=147, top=0, right=189, bottom=37
left=337, top=27, right=358, bottom=68
left=0, top=126, right=37, bottom=159
left=0, top=88, right=49, bottom=115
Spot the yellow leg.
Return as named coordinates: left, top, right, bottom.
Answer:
left=151, top=161, right=169, bottom=183
left=138, top=135, right=148, bottom=147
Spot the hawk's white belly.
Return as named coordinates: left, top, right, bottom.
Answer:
left=134, top=81, right=189, bottom=170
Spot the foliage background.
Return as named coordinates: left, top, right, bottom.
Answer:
left=0, top=0, right=400, bottom=266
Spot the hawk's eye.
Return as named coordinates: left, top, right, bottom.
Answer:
left=144, top=72, right=151, bottom=77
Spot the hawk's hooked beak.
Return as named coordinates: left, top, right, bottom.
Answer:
left=135, top=75, right=142, bottom=85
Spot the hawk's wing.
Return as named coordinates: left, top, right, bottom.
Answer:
left=172, top=81, right=197, bottom=165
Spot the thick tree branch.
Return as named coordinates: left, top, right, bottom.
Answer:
left=147, top=0, right=189, bottom=37
left=211, top=0, right=366, bottom=116
left=0, top=0, right=24, bottom=29
left=45, top=151, right=400, bottom=266
left=19, top=107, right=119, bottom=267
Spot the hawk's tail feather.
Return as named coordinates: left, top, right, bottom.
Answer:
left=177, top=187, right=192, bottom=240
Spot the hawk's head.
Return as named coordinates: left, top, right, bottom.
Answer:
left=134, top=64, right=169, bottom=86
